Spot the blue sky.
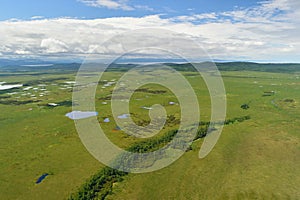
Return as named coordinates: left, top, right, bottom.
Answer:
left=0, top=0, right=299, bottom=63
left=0, top=0, right=260, bottom=20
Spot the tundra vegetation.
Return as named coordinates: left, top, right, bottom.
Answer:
left=0, top=62, right=299, bottom=200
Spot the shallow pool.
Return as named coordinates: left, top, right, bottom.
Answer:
left=65, top=111, right=98, bottom=120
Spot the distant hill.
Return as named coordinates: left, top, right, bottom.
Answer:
left=0, top=58, right=54, bottom=67
left=165, top=62, right=300, bottom=73
left=0, top=60, right=300, bottom=73
left=216, top=62, right=300, bottom=73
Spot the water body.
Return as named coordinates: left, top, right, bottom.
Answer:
left=65, top=81, right=76, bottom=84
left=48, top=103, right=59, bottom=107
left=117, top=114, right=130, bottom=119
left=0, top=84, right=23, bottom=90
left=36, top=173, right=49, bottom=184
left=66, top=111, right=98, bottom=120
left=22, top=64, right=53, bottom=67
left=104, top=118, right=110, bottom=122
left=141, top=106, right=153, bottom=110
left=23, top=86, right=33, bottom=91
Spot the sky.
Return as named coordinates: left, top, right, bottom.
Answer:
left=0, top=0, right=300, bottom=63
left=0, top=0, right=260, bottom=20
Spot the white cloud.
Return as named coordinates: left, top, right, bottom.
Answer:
left=174, top=13, right=217, bottom=22
left=0, top=0, right=299, bottom=62
left=78, top=0, right=133, bottom=10
left=134, top=5, right=154, bottom=12
left=40, top=38, right=69, bottom=53
left=15, top=49, right=31, bottom=55
left=78, top=0, right=154, bottom=11
left=31, top=16, right=44, bottom=20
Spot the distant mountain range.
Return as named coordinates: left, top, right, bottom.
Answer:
left=1, top=59, right=300, bottom=74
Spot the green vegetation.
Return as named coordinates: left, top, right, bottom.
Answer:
left=69, top=168, right=127, bottom=200
left=69, top=115, right=251, bottom=200
left=0, top=62, right=299, bottom=200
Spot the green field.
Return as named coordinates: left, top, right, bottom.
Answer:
left=0, top=63, right=299, bottom=199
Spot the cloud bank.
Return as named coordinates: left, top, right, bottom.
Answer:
left=0, top=0, right=299, bottom=62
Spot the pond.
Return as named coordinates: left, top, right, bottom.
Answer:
left=66, top=111, right=98, bottom=120
left=104, top=118, right=110, bottom=122
left=117, top=114, right=130, bottom=119
left=0, top=83, right=23, bottom=90
left=36, top=173, right=49, bottom=184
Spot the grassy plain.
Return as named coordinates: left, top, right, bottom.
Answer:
left=0, top=64, right=299, bottom=199
left=107, top=70, right=300, bottom=200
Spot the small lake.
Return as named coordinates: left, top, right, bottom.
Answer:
left=66, top=111, right=98, bottom=120
left=117, top=114, right=130, bottom=119
left=103, top=118, right=110, bottom=122
left=0, top=83, right=23, bottom=90
left=36, top=173, right=49, bottom=184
